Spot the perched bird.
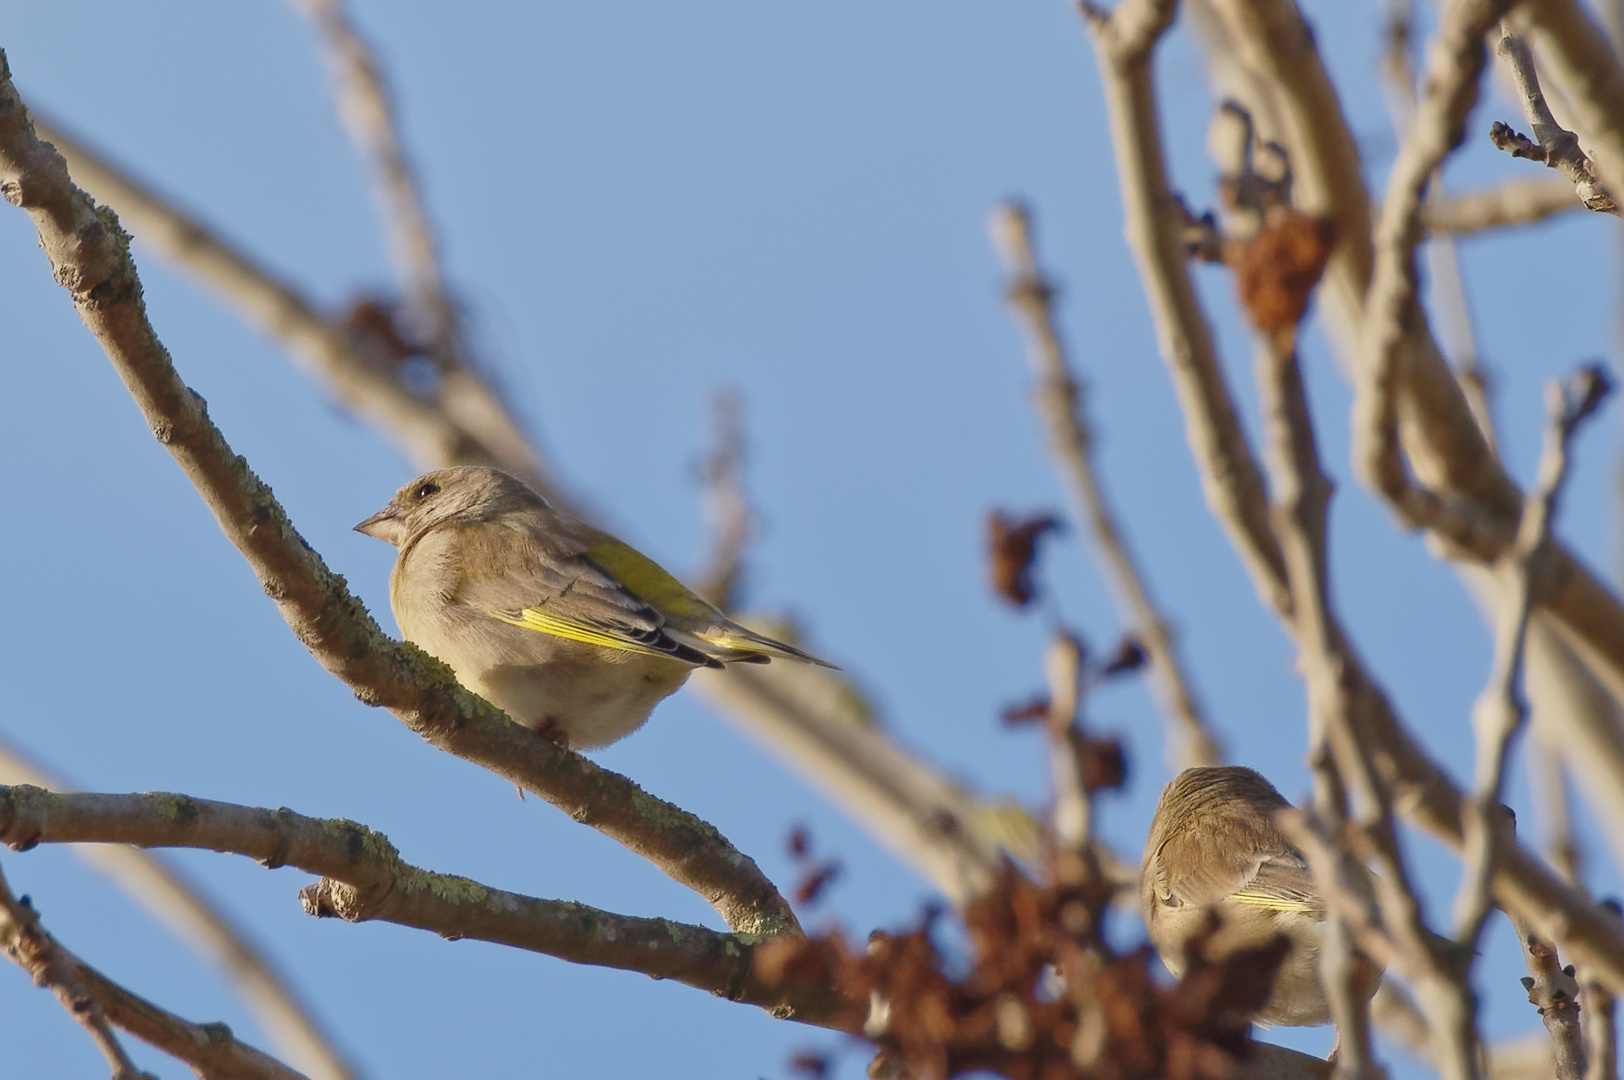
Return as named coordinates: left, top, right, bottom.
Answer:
left=356, top=466, right=832, bottom=749
left=1141, top=765, right=1380, bottom=1028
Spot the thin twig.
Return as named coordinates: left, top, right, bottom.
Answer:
left=1042, top=634, right=1090, bottom=848
left=1505, top=904, right=1588, bottom=1080
left=2, top=858, right=322, bottom=1080
left=694, top=389, right=753, bottom=610
left=1198, top=0, right=1513, bottom=519
left=26, top=54, right=1051, bottom=922
left=0, top=859, right=157, bottom=1080
left=0, top=733, right=362, bottom=1080
left=1375, top=0, right=1500, bottom=460
left=288, top=0, right=545, bottom=483
left=1372, top=980, right=1432, bottom=1060
left=1352, top=748, right=1483, bottom=1080
left=1526, top=724, right=1583, bottom=882
left=1200, top=98, right=1378, bottom=1058
left=0, top=785, right=855, bottom=1031
left=690, top=663, right=1106, bottom=909
left=1357, top=0, right=1517, bottom=550
left=1455, top=371, right=1610, bottom=947
left=1194, top=0, right=1624, bottom=726
left=1423, top=176, right=1586, bottom=234
left=1585, top=902, right=1623, bottom=1080
left=0, top=53, right=796, bottom=939
left=1254, top=330, right=1382, bottom=1079
left=1467, top=370, right=1614, bottom=1080
left=1072, top=0, right=1624, bottom=1002
left=291, top=0, right=456, bottom=360
left=988, top=201, right=1222, bottom=770
left=1381, top=2, right=1624, bottom=917
left=1492, top=29, right=1619, bottom=215
left=28, top=115, right=563, bottom=508
left=681, top=391, right=1055, bottom=908
left=1287, top=805, right=1479, bottom=1080
left=1080, top=0, right=1293, bottom=623
left=1375, top=5, right=1498, bottom=459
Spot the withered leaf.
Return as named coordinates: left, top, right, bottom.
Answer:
left=988, top=512, right=1064, bottom=607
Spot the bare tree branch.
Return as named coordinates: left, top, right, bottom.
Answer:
left=0, top=785, right=854, bottom=1031
left=681, top=392, right=1060, bottom=908
left=1041, top=634, right=1091, bottom=848
left=4, top=856, right=314, bottom=1079
left=1195, top=0, right=1512, bottom=517
left=27, top=37, right=1049, bottom=924
left=0, top=735, right=361, bottom=1080
left=693, top=389, right=753, bottom=611
left=288, top=0, right=547, bottom=489
left=1526, top=716, right=1582, bottom=882
left=0, top=859, right=158, bottom=1080
left=1456, top=371, right=1609, bottom=946
left=1194, top=0, right=1624, bottom=840
left=27, top=115, right=563, bottom=508
left=1422, top=176, right=1586, bottom=234
left=1373, top=979, right=1432, bottom=1060
left=988, top=200, right=1222, bottom=771
left=1453, top=369, right=1608, bottom=1080
left=1377, top=0, right=1498, bottom=457
left=0, top=53, right=797, bottom=939
left=691, top=662, right=1096, bottom=909
left=1490, top=30, right=1618, bottom=215
left=1585, top=902, right=1623, bottom=1080
left=1378, top=16, right=1624, bottom=902
left=1515, top=0, right=1624, bottom=209
left=1357, top=0, right=1516, bottom=549
left=1255, top=333, right=1383, bottom=1080
left=1079, top=0, right=1293, bottom=623
left=1505, top=905, right=1587, bottom=1080
left=290, top=0, right=452, bottom=356
left=1075, top=0, right=1624, bottom=1007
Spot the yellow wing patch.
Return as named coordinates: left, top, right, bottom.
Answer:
left=1228, top=889, right=1320, bottom=914
left=582, top=542, right=709, bottom=618
left=487, top=606, right=673, bottom=659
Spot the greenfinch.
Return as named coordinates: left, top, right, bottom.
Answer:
left=356, top=466, right=832, bottom=749
left=1141, top=765, right=1380, bottom=1028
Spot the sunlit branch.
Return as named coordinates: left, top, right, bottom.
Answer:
left=0, top=53, right=797, bottom=939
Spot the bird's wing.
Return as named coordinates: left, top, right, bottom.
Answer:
left=450, top=522, right=723, bottom=668
left=1149, top=822, right=1319, bottom=915
left=1228, top=850, right=1321, bottom=914
left=581, top=535, right=839, bottom=668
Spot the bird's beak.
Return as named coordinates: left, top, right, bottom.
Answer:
left=354, top=505, right=406, bottom=546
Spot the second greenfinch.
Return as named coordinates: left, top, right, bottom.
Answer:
left=356, top=466, right=832, bottom=749
left=1141, top=765, right=1381, bottom=1028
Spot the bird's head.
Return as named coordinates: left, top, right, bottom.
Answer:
left=354, top=466, right=543, bottom=546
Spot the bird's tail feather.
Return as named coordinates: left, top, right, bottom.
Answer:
left=683, top=625, right=839, bottom=669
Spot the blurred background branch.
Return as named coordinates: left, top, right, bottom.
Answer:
left=0, top=855, right=304, bottom=1080
left=988, top=200, right=1223, bottom=772
left=0, top=734, right=362, bottom=1080
left=6, top=0, right=1624, bottom=1074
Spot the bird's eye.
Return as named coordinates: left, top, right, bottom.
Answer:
left=415, top=481, right=441, bottom=500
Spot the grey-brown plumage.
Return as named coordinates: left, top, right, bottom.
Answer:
left=356, top=466, right=832, bottom=749
left=1142, top=765, right=1379, bottom=1028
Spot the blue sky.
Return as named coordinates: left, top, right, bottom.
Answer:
left=0, top=1, right=1620, bottom=1077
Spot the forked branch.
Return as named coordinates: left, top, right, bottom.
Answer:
left=0, top=785, right=853, bottom=1029
left=0, top=49, right=796, bottom=939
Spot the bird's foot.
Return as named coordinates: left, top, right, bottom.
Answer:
left=532, top=716, right=571, bottom=751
